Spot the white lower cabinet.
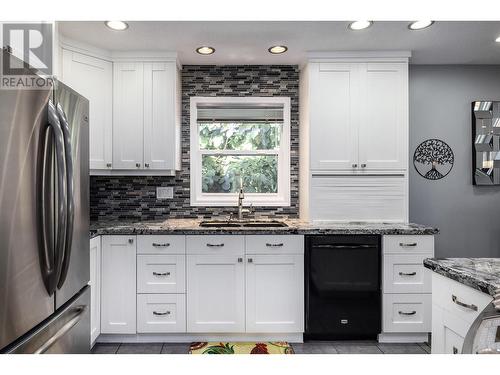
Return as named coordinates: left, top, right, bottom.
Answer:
left=187, top=254, right=245, bottom=332
left=430, top=273, right=493, bottom=354
left=98, top=234, right=305, bottom=337
left=101, top=235, right=137, bottom=334
left=89, top=236, right=101, bottom=345
left=245, top=254, right=304, bottom=333
left=380, top=235, right=434, bottom=342
left=383, top=294, right=431, bottom=333
left=137, top=294, right=186, bottom=333
left=137, top=254, right=185, bottom=294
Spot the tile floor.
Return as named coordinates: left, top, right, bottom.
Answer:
left=91, top=341, right=431, bottom=354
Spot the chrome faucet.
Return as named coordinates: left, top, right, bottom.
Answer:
left=237, top=185, right=251, bottom=220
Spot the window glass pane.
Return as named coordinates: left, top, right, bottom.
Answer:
left=202, top=155, right=278, bottom=193
left=198, top=122, right=281, bottom=150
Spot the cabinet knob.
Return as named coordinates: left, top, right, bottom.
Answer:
left=145, top=163, right=150, bottom=168
left=136, top=163, right=141, bottom=168
left=128, top=238, right=134, bottom=244
left=237, top=257, right=243, bottom=263
left=248, top=258, right=253, bottom=263
left=352, top=163, right=358, bottom=168
left=361, top=163, right=367, bottom=168
left=106, top=163, right=112, bottom=168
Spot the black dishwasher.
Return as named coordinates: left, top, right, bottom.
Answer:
left=305, top=235, right=381, bottom=340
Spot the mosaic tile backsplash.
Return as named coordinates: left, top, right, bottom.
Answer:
left=90, top=65, right=300, bottom=221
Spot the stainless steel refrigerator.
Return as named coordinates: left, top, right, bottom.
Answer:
left=0, top=50, right=90, bottom=353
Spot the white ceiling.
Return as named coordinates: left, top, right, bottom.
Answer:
left=58, top=21, right=500, bottom=65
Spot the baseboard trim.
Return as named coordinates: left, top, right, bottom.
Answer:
left=97, top=333, right=304, bottom=344
left=378, top=332, right=430, bottom=343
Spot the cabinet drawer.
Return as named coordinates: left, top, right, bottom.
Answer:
left=245, top=235, right=304, bottom=255
left=137, top=235, right=185, bottom=254
left=432, top=273, right=492, bottom=324
left=383, top=254, right=431, bottom=294
left=383, top=294, right=431, bottom=333
left=186, top=235, right=244, bottom=255
left=137, top=255, right=185, bottom=294
left=137, top=294, right=186, bottom=333
left=383, top=235, right=434, bottom=254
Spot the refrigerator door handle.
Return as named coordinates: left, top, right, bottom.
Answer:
left=47, top=100, right=68, bottom=292
left=39, top=124, right=56, bottom=295
left=33, top=305, right=87, bottom=354
left=55, top=103, right=74, bottom=289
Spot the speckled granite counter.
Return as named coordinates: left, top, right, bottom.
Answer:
left=424, top=258, right=500, bottom=296
left=90, top=218, right=438, bottom=238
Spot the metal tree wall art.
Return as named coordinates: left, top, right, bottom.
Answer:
left=413, top=139, right=454, bottom=180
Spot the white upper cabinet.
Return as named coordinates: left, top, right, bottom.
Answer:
left=61, top=49, right=112, bottom=170
left=306, top=58, right=408, bottom=174
left=60, top=40, right=181, bottom=175
left=310, top=63, right=358, bottom=170
left=113, top=62, right=145, bottom=170
left=359, top=63, right=408, bottom=171
left=113, top=60, right=180, bottom=173
left=143, top=62, right=180, bottom=170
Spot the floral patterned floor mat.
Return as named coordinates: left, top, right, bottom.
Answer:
left=189, top=342, right=294, bottom=354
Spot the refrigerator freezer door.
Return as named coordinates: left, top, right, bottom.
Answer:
left=54, top=82, right=90, bottom=309
left=5, top=285, right=90, bottom=354
left=0, top=83, right=55, bottom=350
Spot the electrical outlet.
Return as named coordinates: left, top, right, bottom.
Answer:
left=156, top=187, right=173, bottom=200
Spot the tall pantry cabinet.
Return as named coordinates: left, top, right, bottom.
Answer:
left=299, top=52, right=410, bottom=223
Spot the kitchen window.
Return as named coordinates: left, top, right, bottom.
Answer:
left=190, top=96, right=291, bottom=206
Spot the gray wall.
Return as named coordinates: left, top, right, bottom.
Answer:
left=410, top=65, right=500, bottom=258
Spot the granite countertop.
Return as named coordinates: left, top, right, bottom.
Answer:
left=90, top=218, right=439, bottom=238
left=424, top=258, right=500, bottom=297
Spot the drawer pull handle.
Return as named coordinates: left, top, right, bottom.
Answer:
left=206, top=243, right=224, bottom=247
left=399, top=271, right=417, bottom=276
left=153, top=311, right=171, bottom=316
left=153, top=272, right=170, bottom=276
left=248, top=258, right=253, bottom=263
left=152, top=243, right=170, bottom=247
left=266, top=243, right=284, bottom=247
left=398, top=311, right=417, bottom=316
left=237, top=257, right=243, bottom=263
left=453, top=347, right=459, bottom=354
left=452, top=295, right=478, bottom=311
left=399, top=242, right=417, bottom=247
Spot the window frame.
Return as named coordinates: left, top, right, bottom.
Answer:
left=190, top=96, right=291, bottom=207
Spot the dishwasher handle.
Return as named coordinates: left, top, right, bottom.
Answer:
left=313, top=244, right=377, bottom=249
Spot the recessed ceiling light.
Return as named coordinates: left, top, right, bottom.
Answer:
left=408, top=21, right=434, bottom=30
left=196, top=46, right=215, bottom=55
left=268, top=45, right=288, bottom=54
left=496, top=35, right=500, bottom=43
left=348, top=21, right=373, bottom=31
left=104, top=21, right=128, bottom=31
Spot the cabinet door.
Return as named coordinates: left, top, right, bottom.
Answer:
left=143, top=62, right=177, bottom=170
left=246, top=255, right=304, bottom=333
left=62, top=49, right=112, bottom=170
left=309, top=63, right=359, bottom=170
left=113, top=62, right=144, bottom=169
left=359, top=63, right=408, bottom=171
left=89, top=236, right=101, bottom=345
left=101, top=236, right=136, bottom=334
left=187, top=254, right=245, bottom=332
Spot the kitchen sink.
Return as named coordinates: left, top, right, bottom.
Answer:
left=199, top=220, right=288, bottom=228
